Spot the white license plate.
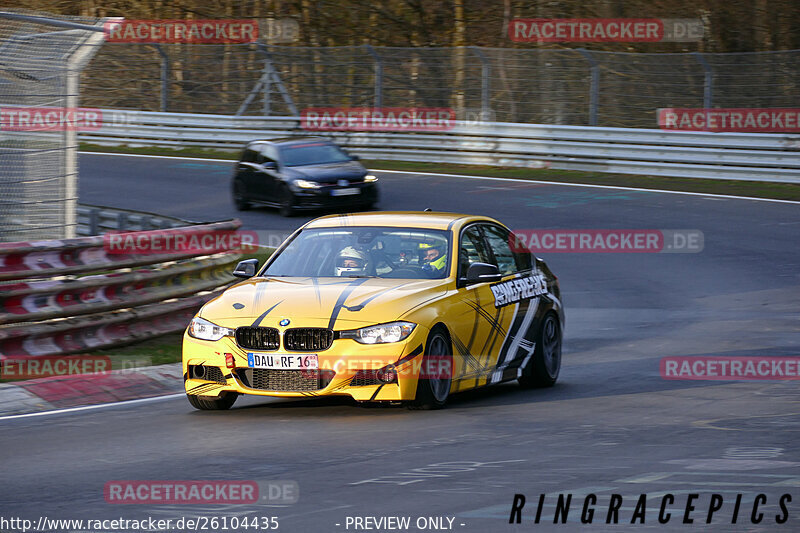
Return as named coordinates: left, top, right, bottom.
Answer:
left=247, top=353, right=318, bottom=370
left=330, top=188, right=360, bottom=196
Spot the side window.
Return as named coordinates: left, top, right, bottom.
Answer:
left=240, top=147, right=258, bottom=164
left=483, top=225, right=517, bottom=276
left=260, top=144, right=279, bottom=165
left=458, top=225, right=492, bottom=279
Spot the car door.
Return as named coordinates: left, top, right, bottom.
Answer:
left=448, top=223, right=510, bottom=392
left=482, top=223, right=544, bottom=383
left=235, top=145, right=260, bottom=197
left=250, top=144, right=281, bottom=202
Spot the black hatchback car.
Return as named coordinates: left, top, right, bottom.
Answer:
left=231, top=137, right=379, bottom=216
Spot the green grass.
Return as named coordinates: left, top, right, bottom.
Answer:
left=80, top=142, right=800, bottom=201
left=82, top=332, right=184, bottom=368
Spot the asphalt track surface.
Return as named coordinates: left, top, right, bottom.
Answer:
left=2, top=152, right=799, bottom=532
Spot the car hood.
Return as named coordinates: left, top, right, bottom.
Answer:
left=200, top=277, right=446, bottom=329
left=283, top=161, right=366, bottom=183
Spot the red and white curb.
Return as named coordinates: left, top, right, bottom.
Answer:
left=0, top=363, right=183, bottom=416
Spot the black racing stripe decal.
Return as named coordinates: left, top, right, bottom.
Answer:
left=251, top=300, right=284, bottom=327
left=462, top=298, right=507, bottom=339
left=343, top=282, right=414, bottom=312
left=494, top=301, right=526, bottom=368
left=369, top=384, right=385, bottom=401
left=327, top=278, right=369, bottom=330
left=477, top=306, right=504, bottom=359
left=495, top=299, right=529, bottom=368
left=307, top=276, right=323, bottom=306
left=451, top=335, right=470, bottom=357
left=188, top=383, right=219, bottom=394
left=483, top=305, right=508, bottom=364
left=395, top=344, right=424, bottom=367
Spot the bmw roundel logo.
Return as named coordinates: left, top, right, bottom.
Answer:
left=279, top=318, right=290, bottom=327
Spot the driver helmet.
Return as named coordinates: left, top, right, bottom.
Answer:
left=419, top=242, right=446, bottom=272
left=335, top=246, right=368, bottom=276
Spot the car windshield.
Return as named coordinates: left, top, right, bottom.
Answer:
left=262, top=227, right=451, bottom=279
left=279, top=141, right=352, bottom=167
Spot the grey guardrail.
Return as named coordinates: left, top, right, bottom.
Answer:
left=79, top=109, right=800, bottom=183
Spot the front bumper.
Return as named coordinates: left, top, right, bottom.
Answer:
left=291, top=182, right=378, bottom=210
left=182, top=323, right=427, bottom=402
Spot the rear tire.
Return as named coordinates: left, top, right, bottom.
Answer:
left=519, top=313, right=561, bottom=388
left=233, top=180, right=251, bottom=211
left=187, top=391, right=238, bottom=410
left=408, top=327, right=452, bottom=410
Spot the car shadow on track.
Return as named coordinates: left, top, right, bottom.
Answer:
left=204, top=355, right=736, bottom=416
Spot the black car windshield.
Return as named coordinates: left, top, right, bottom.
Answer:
left=279, top=142, right=352, bottom=167
left=262, top=227, right=451, bottom=280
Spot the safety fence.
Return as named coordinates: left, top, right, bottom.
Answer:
left=0, top=218, right=246, bottom=358
left=79, top=110, right=800, bottom=183
left=80, top=44, right=800, bottom=129
left=0, top=10, right=110, bottom=241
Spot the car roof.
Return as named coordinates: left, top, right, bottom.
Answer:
left=304, top=211, right=502, bottom=231
left=248, top=137, right=332, bottom=146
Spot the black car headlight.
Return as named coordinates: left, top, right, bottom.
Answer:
left=339, top=321, right=416, bottom=344
left=188, top=317, right=235, bottom=341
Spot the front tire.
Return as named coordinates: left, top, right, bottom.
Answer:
left=278, top=186, right=295, bottom=217
left=187, top=391, right=238, bottom=410
left=233, top=180, right=251, bottom=211
left=408, top=327, right=452, bottom=410
left=519, top=313, right=561, bottom=388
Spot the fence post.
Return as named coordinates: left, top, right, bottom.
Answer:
left=364, top=44, right=383, bottom=108
left=153, top=44, right=169, bottom=112
left=576, top=48, right=599, bottom=126
left=469, top=47, right=491, bottom=121
left=692, top=52, right=713, bottom=109
left=262, top=55, right=272, bottom=115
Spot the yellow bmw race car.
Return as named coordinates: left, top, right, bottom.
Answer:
left=182, top=211, right=564, bottom=410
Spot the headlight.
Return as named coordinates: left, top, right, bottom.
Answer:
left=364, top=174, right=378, bottom=182
left=188, top=317, right=235, bottom=341
left=295, top=179, right=320, bottom=189
left=340, top=321, right=416, bottom=344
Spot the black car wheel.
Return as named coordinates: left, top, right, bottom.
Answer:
left=187, top=391, right=238, bottom=410
left=232, top=180, right=251, bottom=211
left=408, top=327, right=452, bottom=410
left=278, top=185, right=295, bottom=217
left=519, top=313, right=561, bottom=388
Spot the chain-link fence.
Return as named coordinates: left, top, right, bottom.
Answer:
left=80, top=44, right=800, bottom=127
left=0, top=10, right=107, bottom=242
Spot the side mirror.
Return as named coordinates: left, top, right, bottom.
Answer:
left=260, top=161, right=277, bottom=171
left=350, top=154, right=361, bottom=161
left=464, top=262, right=502, bottom=285
left=232, top=258, right=259, bottom=279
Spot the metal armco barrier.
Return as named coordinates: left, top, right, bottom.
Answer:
left=76, top=204, right=193, bottom=236
left=0, top=219, right=247, bottom=358
left=79, top=109, right=800, bottom=184
left=0, top=294, right=212, bottom=358
left=0, top=219, right=240, bottom=281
